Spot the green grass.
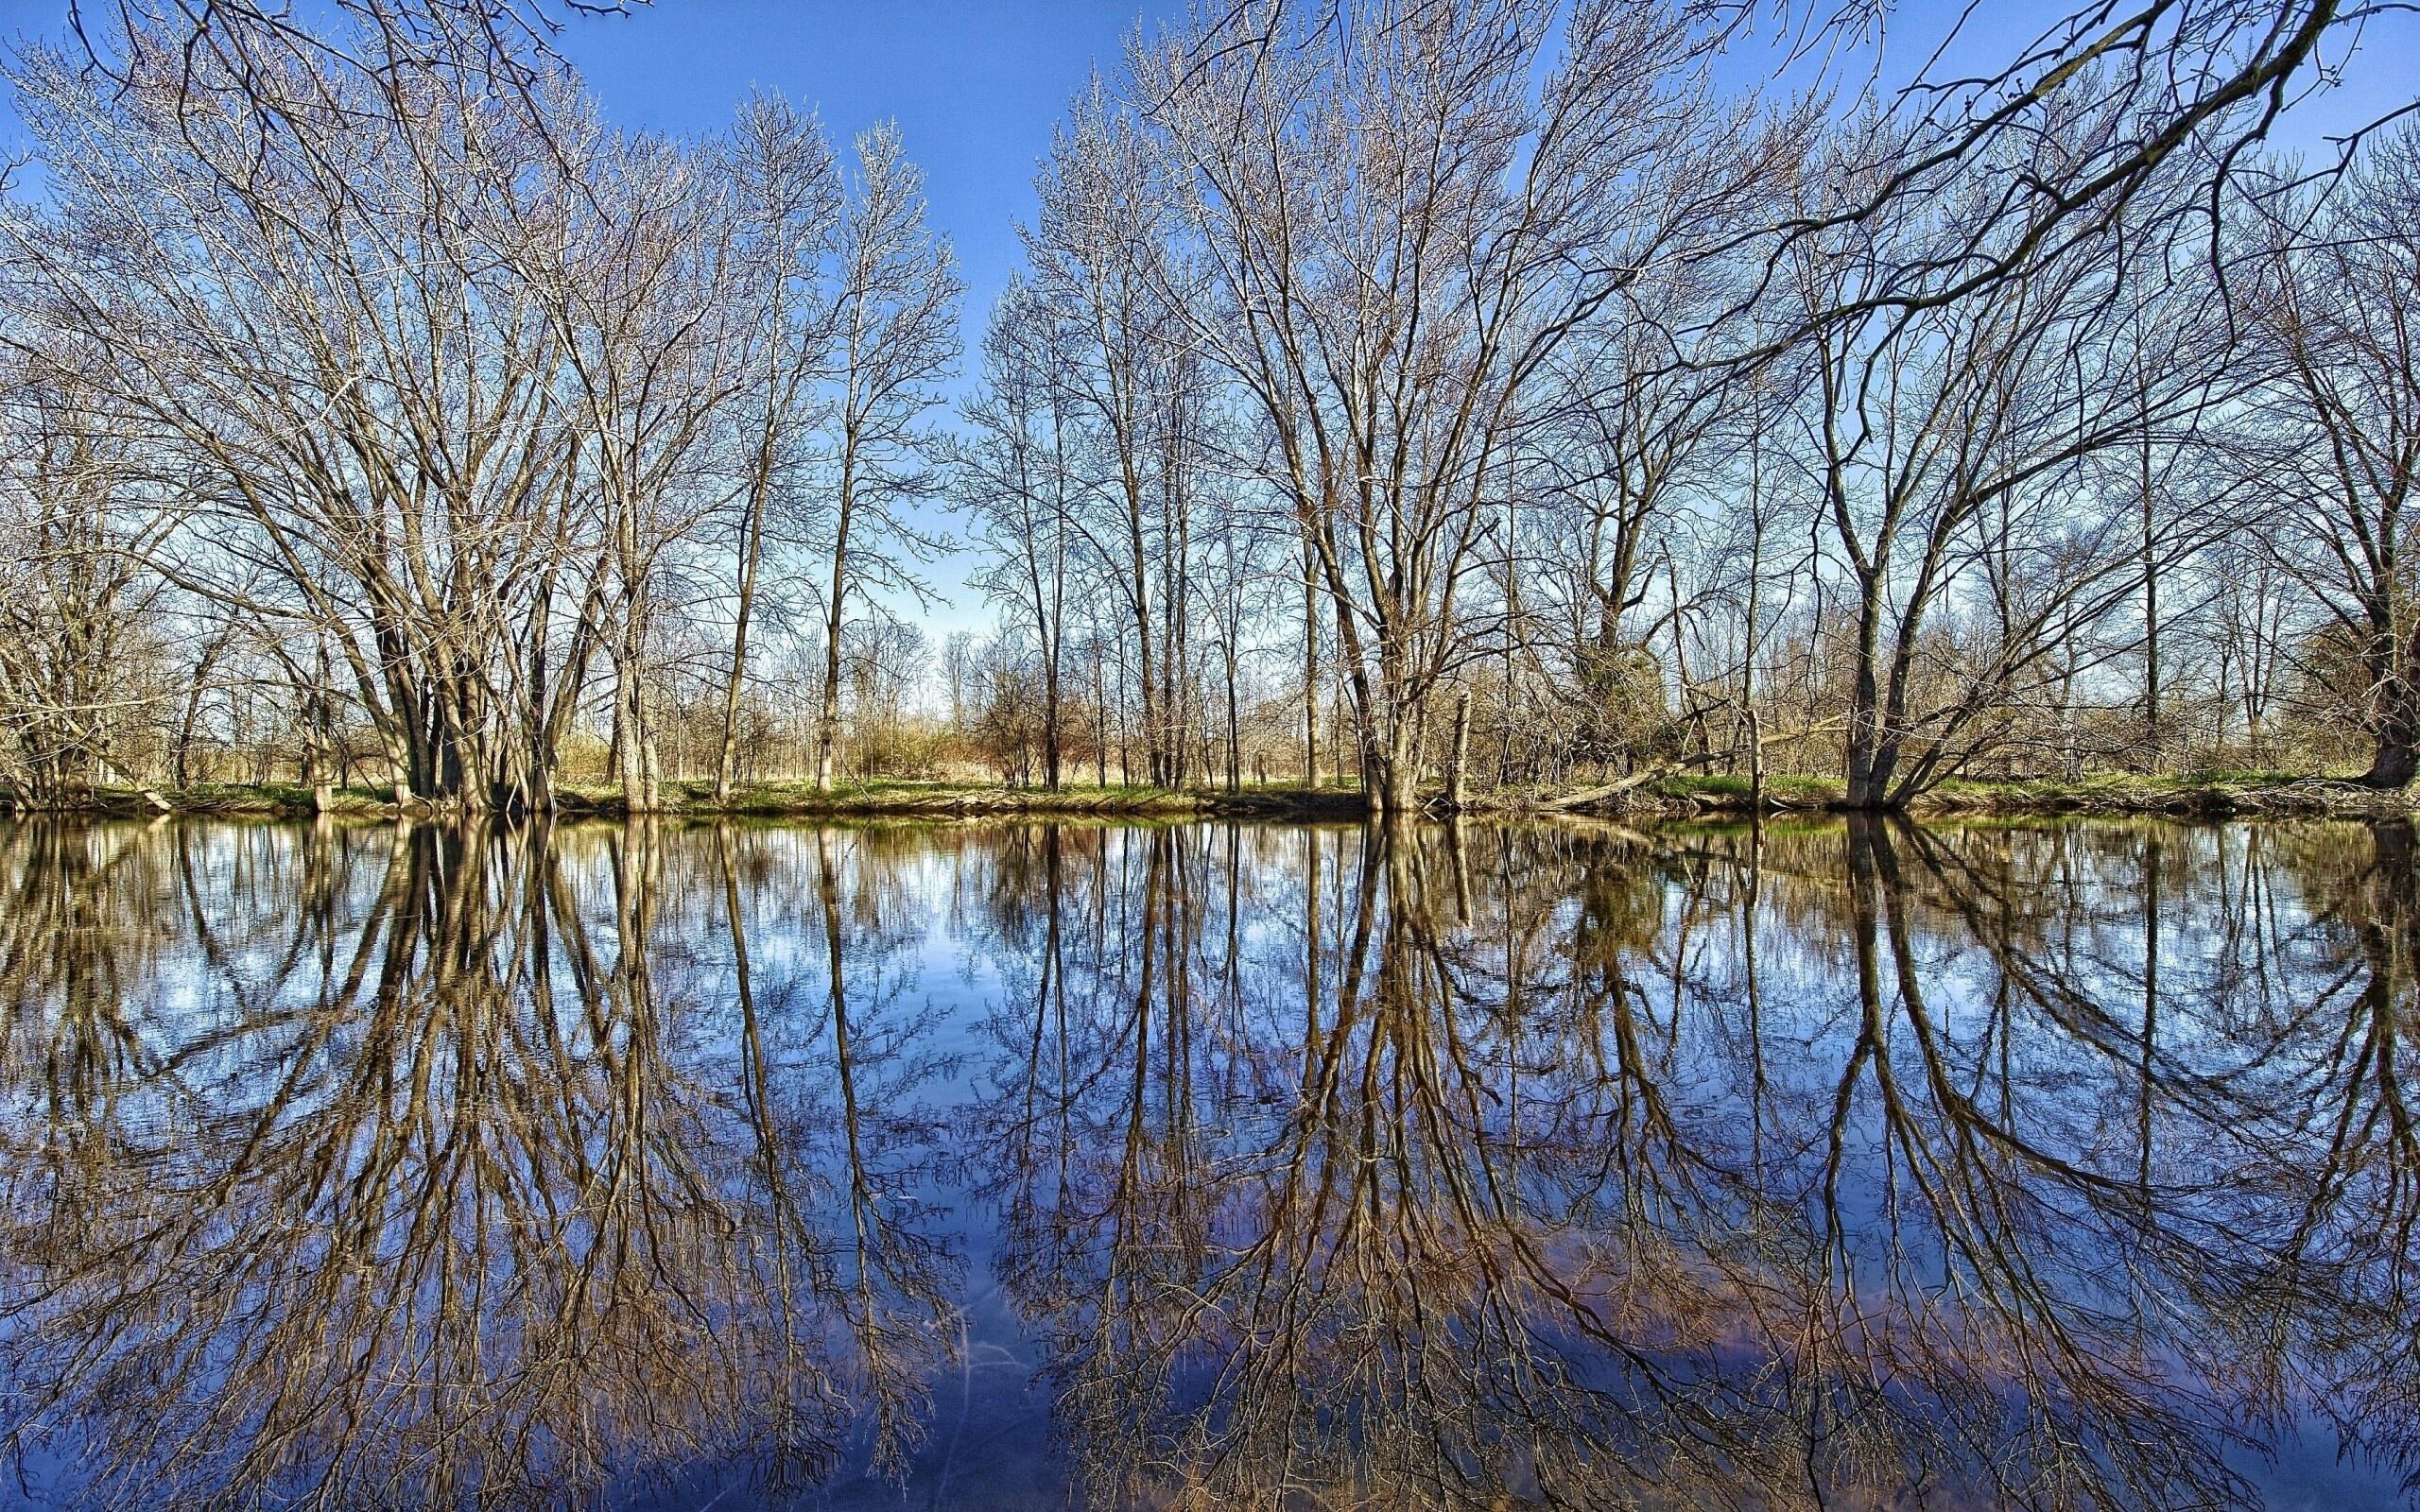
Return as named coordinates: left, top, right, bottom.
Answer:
left=2, top=776, right=1372, bottom=818
left=1929, top=769, right=2360, bottom=794
left=2173, top=767, right=2321, bottom=786
left=1654, top=773, right=1844, bottom=804
left=550, top=778, right=1366, bottom=817
left=171, top=781, right=386, bottom=811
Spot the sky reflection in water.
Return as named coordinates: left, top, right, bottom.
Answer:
left=0, top=816, right=2413, bottom=1510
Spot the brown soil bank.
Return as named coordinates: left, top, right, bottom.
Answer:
left=1485, top=773, right=2420, bottom=820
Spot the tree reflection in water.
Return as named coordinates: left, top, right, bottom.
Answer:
left=0, top=816, right=2412, bottom=1509
left=0, top=819, right=958, bottom=1509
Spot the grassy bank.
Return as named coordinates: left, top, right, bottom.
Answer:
left=8, top=771, right=2414, bottom=821
left=564, top=779, right=1373, bottom=819
left=1, top=778, right=1373, bottom=820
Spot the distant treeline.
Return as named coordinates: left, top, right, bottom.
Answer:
left=0, top=0, right=2399, bottom=812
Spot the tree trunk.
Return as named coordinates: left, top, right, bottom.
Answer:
left=1444, top=688, right=1472, bottom=811
left=1094, top=654, right=1109, bottom=787
left=1842, top=577, right=1896, bottom=809
left=1747, top=703, right=1765, bottom=810
left=615, top=651, right=653, bottom=813
left=2363, top=684, right=2420, bottom=787
left=1367, top=709, right=1421, bottom=816
left=1044, top=655, right=1063, bottom=791
left=1127, top=521, right=1160, bottom=787
left=716, top=510, right=767, bottom=803
left=815, top=472, right=856, bottom=795
left=1224, top=654, right=1240, bottom=794
left=2139, top=448, right=2161, bottom=771
left=1303, top=540, right=1322, bottom=787
left=814, top=622, right=844, bottom=794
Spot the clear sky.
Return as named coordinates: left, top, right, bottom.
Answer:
left=0, top=0, right=2410, bottom=638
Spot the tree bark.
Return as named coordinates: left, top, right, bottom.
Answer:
left=814, top=478, right=853, bottom=794
left=1303, top=539, right=1322, bottom=787
left=1842, top=574, right=1898, bottom=810
left=716, top=472, right=769, bottom=803
left=2362, top=660, right=2420, bottom=788
left=1444, top=688, right=1472, bottom=811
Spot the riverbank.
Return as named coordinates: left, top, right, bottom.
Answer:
left=572, top=780, right=1375, bottom=819
left=1619, top=771, right=2420, bottom=819
left=0, top=779, right=1375, bottom=820
left=6, top=771, right=2415, bottom=821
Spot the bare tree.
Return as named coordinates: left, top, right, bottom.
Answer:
left=1021, top=83, right=1193, bottom=786
left=0, top=360, right=178, bottom=807
left=712, top=94, right=840, bottom=800
left=7, top=0, right=2414, bottom=808
left=1136, top=0, right=1792, bottom=812
left=808, top=125, right=959, bottom=793
left=5, top=30, right=615, bottom=811
left=1781, top=106, right=2228, bottom=808
left=954, top=280, right=1086, bottom=788
left=2239, top=128, right=2420, bottom=787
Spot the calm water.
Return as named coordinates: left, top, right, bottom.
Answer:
left=0, top=816, right=2413, bottom=1511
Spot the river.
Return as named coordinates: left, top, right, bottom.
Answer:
left=0, top=816, right=2411, bottom=1510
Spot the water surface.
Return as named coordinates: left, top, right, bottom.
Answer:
left=0, top=816, right=2413, bottom=1510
